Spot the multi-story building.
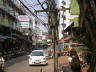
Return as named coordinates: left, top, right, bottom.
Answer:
left=59, top=0, right=71, bottom=40
left=58, top=0, right=80, bottom=50
left=59, top=0, right=79, bottom=39
left=0, top=0, right=25, bottom=37
left=0, top=0, right=33, bottom=59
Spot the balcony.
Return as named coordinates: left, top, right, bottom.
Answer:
left=0, top=0, right=4, bottom=10
left=8, top=0, right=25, bottom=15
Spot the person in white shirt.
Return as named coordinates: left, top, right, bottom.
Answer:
left=68, top=56, right=72, bottom=63
left=0, top=54, right=5, bottom=71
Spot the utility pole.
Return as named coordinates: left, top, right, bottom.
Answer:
left=51, top=12, right=58, bottom=72
left=36, top=0, right=59, bottom=72
left=48, top=0, right=58, bottom=72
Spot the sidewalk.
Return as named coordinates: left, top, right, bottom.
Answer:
left=58, top=56, right=72, bottom=72
left=58, top=56, right=89, bottom=72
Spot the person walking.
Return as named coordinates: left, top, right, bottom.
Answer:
left=0, top=53, right=5, bottom=72
left=70, top=55, right=81, bottom=72
left=68, top=55, right=73, bottom=63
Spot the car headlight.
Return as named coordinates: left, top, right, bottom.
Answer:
left=43, top=58, right=46, bottom=60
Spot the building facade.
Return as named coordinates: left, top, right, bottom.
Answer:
left=58, top=0, right=80, bottom=51
left=0, top=0, right=33, bottom=60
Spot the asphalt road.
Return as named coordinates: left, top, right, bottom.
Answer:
left=6, top=55, right=54, bottom=72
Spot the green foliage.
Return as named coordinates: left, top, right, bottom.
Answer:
left=73, top=30, right=93, bottom=52
left=78, top=32, right=93, bottom=51
left=73, top=17, right=79, bottom=27
left=70, top=0, right=80, bottom=15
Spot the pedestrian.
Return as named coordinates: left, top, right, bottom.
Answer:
left=70, top=55, right=81, bottom=72
left=68, top=55, right=73, bottom=63
left=0, top=53, right=5, bottom=72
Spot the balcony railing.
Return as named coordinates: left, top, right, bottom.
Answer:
left=8, top=0, right=25, bottom=15
left=0, top=0, right=4, bottom=10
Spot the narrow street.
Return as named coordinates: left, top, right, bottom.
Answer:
left=0, top=0, right=96, bottom=72
left=6, top=55, right=72, bottom=72
left=6, top=55, right=54, bottom=72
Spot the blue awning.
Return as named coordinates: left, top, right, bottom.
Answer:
left=0, top=35, right=9, bottom=39
left=0, top=35, right=16, bottom=40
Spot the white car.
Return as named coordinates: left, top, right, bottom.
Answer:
left=28, top=50, right=47, bottom=65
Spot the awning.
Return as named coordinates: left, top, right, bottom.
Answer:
left=0, top=35, right=16, bottom=40
left=9, top=37, right=16, bottom=40
left=64, top=22, right=74, bottom=32
left=59, top=35, right=72, bottom=43
left=0, top=35, right=9, bottom=39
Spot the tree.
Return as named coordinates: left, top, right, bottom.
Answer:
left=76, top=0, right=96, bottom=72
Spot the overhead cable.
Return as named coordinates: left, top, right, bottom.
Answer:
left=19, top=0, right=47, bottom=26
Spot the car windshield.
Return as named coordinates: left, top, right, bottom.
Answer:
left=31, top=51, right=44, bottom=56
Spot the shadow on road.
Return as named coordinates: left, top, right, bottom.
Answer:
left=62, top=66, right=72, bottom=72
left=6, top=55, right=28, bottom=67
left=29, top=64, right=48, bottom=67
